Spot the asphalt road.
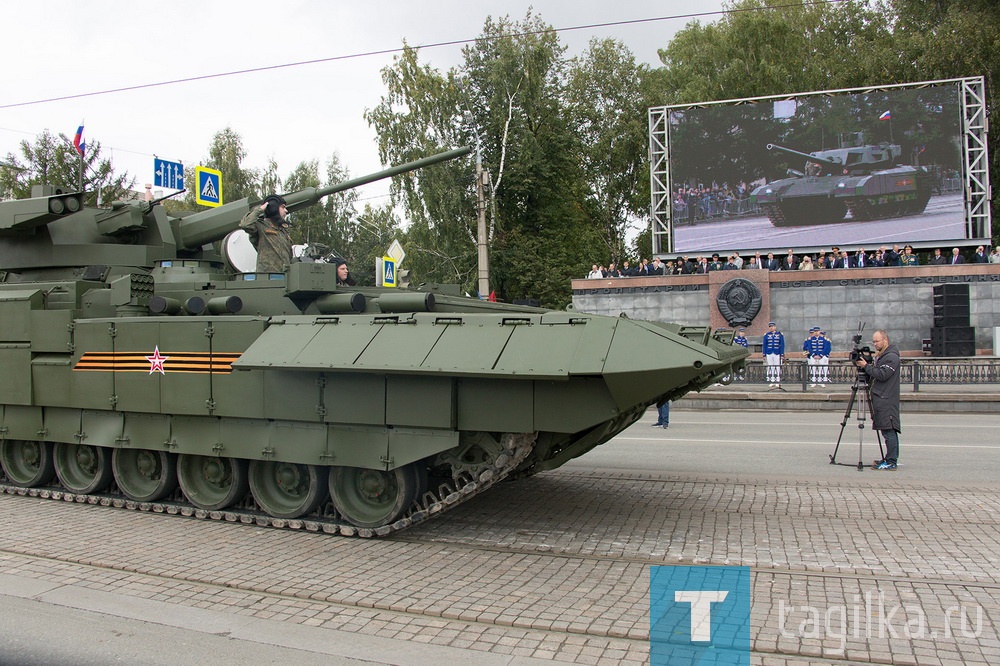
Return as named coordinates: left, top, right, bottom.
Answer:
left=565, top=406, right=1000, bottom=485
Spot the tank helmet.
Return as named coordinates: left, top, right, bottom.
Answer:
left=263, top=195, right=287, bottom=219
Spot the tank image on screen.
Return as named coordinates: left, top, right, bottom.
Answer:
left=0, top=147, right=747, bottom=537
left=751, top=132, right=933, bottom=227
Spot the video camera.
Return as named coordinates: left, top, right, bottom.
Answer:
left=849, top=324, right=874, bottom=365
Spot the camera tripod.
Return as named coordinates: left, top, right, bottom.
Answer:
left=829, top=370, right=885, bottom=470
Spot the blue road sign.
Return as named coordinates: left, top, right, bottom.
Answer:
left=154, top=158, right=184, bottom=190
left=195, top=166, right=223, bottom=207
left=381, top=257, right=397, bottom=287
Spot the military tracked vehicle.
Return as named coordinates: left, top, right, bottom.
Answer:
left=751, top=133, right=932, bottom=227
left=0, top=147, right=747, bottom=536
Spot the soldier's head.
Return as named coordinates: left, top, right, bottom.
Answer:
left=263, top=195, right=288, bottom=221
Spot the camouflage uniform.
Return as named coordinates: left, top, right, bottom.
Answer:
left=239, top=209, right=292, bottom=273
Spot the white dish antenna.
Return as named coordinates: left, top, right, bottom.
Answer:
left=222, top=231, right=258, bottom=273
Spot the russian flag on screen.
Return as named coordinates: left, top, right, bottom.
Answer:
left=878, top=110, right=891, bottom=121
left=73, top=124, right=85, bottom=157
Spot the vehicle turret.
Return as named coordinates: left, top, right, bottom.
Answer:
left=0, top=147, right=471, bottom=278
left=766, top=141, right=901, bottom=176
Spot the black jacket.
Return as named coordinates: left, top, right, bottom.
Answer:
left=863, top=343, right=901, bottom=432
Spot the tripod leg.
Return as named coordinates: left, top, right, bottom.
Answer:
left=830, top=383, right=859, bottom=464
left=856, top=388, right=868, bottom=471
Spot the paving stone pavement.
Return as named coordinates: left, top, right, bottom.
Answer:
left=1, top=458, right=998, bottom=664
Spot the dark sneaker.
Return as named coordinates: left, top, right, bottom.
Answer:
left=652, top=423, right=665, bottom=428
left=875, top=461, right=897, bottom=470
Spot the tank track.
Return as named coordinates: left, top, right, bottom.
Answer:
left=0, top=432, right=537, bottom=539
left=846, top=193, right=930, bottom=221
left=760, top=204, right=789, bottom=227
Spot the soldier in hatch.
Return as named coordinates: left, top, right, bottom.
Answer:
left=239, top=195, right=292, bottom=273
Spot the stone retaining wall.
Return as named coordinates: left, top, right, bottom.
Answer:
left=572, top=264, right=1000, bottom=354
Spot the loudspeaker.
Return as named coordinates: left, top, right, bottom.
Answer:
left=933, top=284, right=970, bottom=299
left=934, top=313, right=971, bottom=327
left=931, top=340, right=975, bottom=357
left=933, top=285, right=970, bottom=316
left=930, top=326, right=975, bottom=343
left=933, top=302, right=970, bottom=314
left=933, top=302, right=970, bottom=327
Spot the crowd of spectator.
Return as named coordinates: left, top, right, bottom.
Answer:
left=672, top=181, right=755, bottom=222
left=585, top=244, right=997, bottom=278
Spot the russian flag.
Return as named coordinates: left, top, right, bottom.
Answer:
left=73, top=124, right=86, bottom=157
left=878, top=110, right=891, bottom=121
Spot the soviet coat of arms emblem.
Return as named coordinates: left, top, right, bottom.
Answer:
left=717, top=278, right=762, bottom=328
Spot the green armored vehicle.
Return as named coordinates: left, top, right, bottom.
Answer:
left=751, top=133, right=932, bottom=226
left=0, top=148, right=747, bottom=536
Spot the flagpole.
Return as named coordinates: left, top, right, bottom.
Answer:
left=74, top=121, right=85, bottom=192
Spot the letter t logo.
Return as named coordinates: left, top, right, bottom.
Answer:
left=674, top=590, right=729, bottom=641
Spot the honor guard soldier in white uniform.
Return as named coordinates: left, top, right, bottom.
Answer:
left=818, top=330, right=831, bottom=385
left=733, top=327, right=749, bottom=381
left=803, top=327, right=825, bottom=387
left=762, top=322, right=785, bottom=387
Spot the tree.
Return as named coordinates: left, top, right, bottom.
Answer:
left=365, top=44, right=479, bottom=290
left=367, top=11, right=610, bottom=307
left=185, top=126, right=262, bottom=209
left=349, top=202, right=402, bottom=287
left=1, top=129, right=134, bottom=204
left=282, top=153, right=362, bottom=257
left=566, top=39, right=650, bottom=263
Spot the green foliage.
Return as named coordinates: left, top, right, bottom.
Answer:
left=366, top=11, right=634, bottom=307
left=632, top=225, right=653, bottom=263
left=365, top=44, right=478, bottom=291
left=565, top=39, right=650, bottom=262
left=1, top=129, right=134, bottom=204
left=347, top=203, right=402, bottom=287
left=184, top=126, right=264, bottom=209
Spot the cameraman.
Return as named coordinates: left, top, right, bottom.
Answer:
left=854, top=330, right=901, bottom=470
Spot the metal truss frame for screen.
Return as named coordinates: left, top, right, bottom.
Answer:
left=648, top=77, right=990, bottom=255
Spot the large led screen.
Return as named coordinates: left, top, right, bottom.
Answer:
left=659, top=81, right=978, bottom=255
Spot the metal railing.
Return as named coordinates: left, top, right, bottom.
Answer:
left=733, top=359, right=1000, bottom=391
left=672, top=196, right=759, bottom=226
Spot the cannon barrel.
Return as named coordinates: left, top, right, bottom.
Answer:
left=174, top=146, right=472, bottom=250
left=766, top=143, right=841, bottom=166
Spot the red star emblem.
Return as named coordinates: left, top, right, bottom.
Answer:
left=146, top=346, right=169, bottom=375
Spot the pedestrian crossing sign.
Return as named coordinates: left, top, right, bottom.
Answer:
left=195, top=166, right=223, bottom=207
left=380, top=257, right=397, bottom=288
